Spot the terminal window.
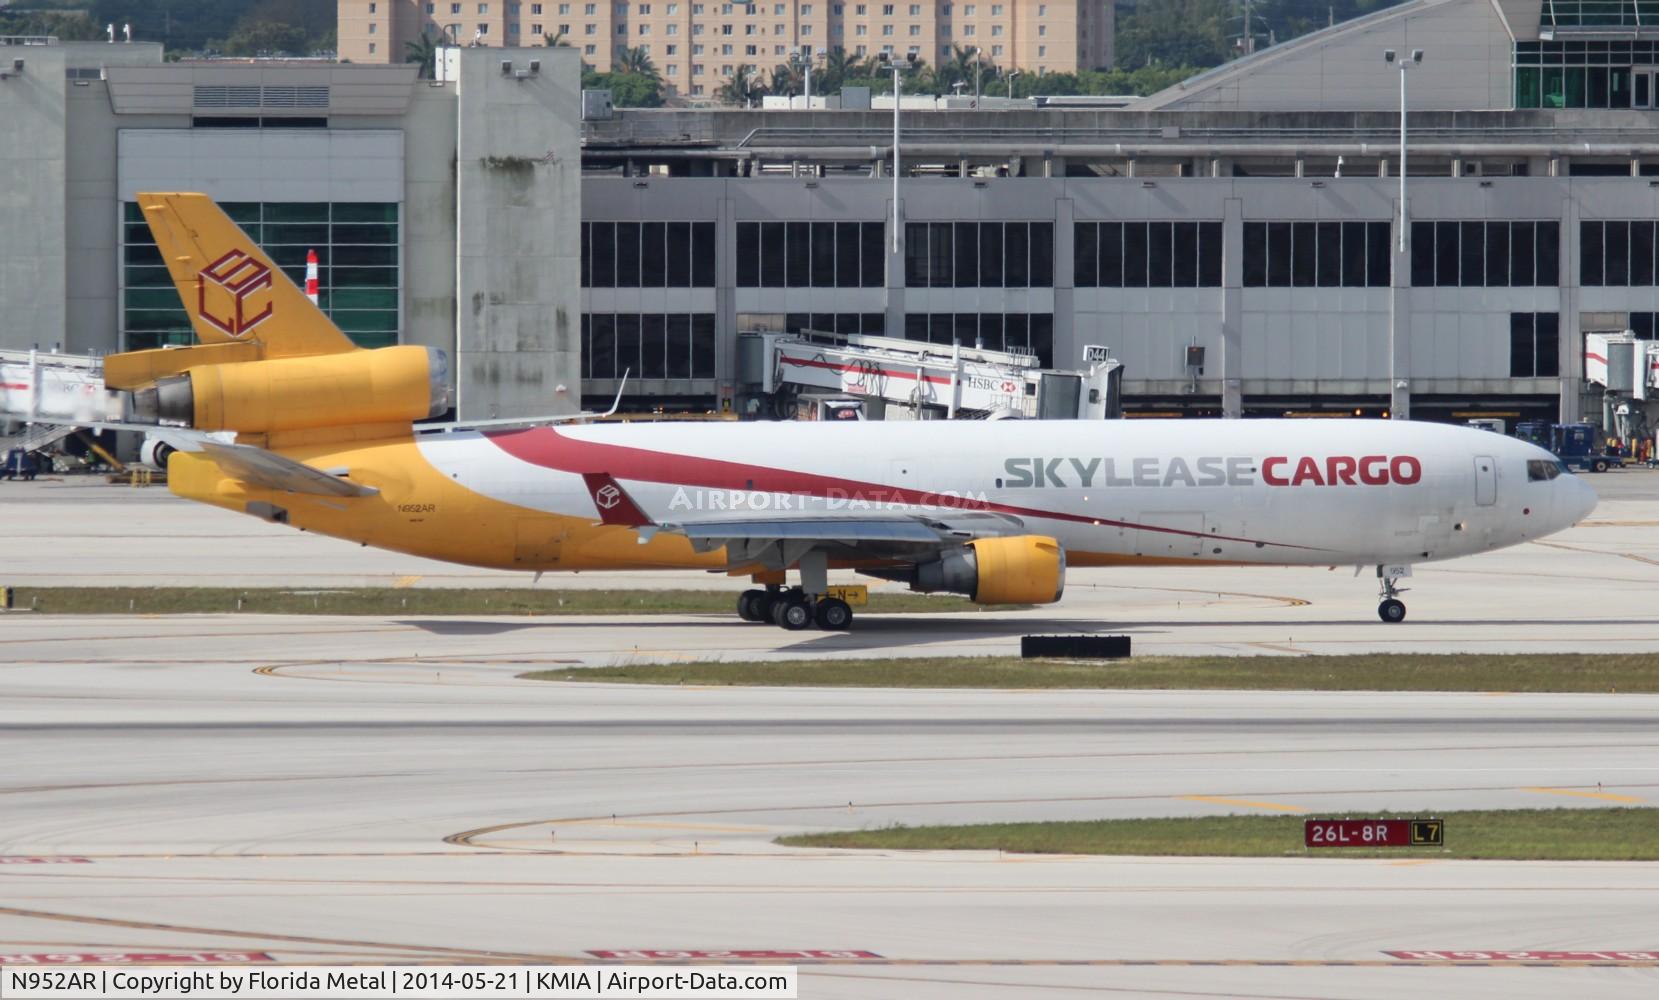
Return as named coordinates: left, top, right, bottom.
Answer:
left=774, top=313, right=887, bottom=336
left=903, top=221, right=1055, bottom=289
left=582, top=312, right=716, bottom=380
left=1409, top=221, right=1560, bottom=287
left=1513, top=40, right=1658, bottom=109
left=1509, top=312, right=1560, bottom=379
left=902, top=312, right=1054, bottom=367
left=582, top=221, right=717, bottom=287
left=735, top=221, right=885, bottom=288
left=1077, top=221, right=1222, bottom=288
left=1580, top=221, right=1659, bottom=286
left=1243, top=221, right=1390, bottom=288
left=121, top=201, right=400, bottom=351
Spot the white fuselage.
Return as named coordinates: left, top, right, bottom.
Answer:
left=415, top=419, right=1597, bottom=567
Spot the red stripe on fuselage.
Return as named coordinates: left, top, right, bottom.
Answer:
left=484, top=428, right=1325, bottom=552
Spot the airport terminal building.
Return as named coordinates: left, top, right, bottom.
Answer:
left=7, top=0, right=1659, bottom=425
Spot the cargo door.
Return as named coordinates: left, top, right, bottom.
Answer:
left=1474, top=455, right=1496, bottom=506
left=514, top=516, right=565, bottom=567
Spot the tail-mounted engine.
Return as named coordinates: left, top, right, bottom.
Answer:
left=129, top=346, right=450, bottom=433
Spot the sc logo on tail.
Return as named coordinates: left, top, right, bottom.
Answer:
left=198, top=249, right=275, bottom=339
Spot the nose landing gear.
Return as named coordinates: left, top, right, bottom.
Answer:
left=1376, top=564, right=1411, bottom=623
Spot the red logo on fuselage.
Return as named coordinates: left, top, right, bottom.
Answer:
left=198, top=249, right=274, bottom=339
left=1262, top=455, right=1422, bottom=487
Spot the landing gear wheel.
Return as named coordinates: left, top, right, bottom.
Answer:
left=814, top=597, right=853, bottom=631
left=1378, top=598, right=1407, bottom=623
left=774, top=593, right=813, bottom=631
left=737, top=589, right=767, bottom=623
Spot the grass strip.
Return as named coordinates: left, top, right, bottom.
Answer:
left=523, top=653, right=1659, bottom=693
left=777, top=808, right=1659, bottom=861
left=1, top=586, right=977, bottom=617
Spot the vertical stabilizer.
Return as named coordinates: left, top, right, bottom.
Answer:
left=137, top=192, right=358, bottom=358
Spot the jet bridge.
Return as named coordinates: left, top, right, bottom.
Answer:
left=0, top=349, right=120, bottom=453
left=737, top=330, right=1122, bottom=421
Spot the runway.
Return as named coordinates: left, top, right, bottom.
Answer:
left=6, top=475, right=1659, bottom=658
left=2, top=477, right=1658, bottom=997
left=3, top=652, right=1658, bottom=998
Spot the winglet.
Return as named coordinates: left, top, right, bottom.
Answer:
left=581, top=473, right=654, bottom=528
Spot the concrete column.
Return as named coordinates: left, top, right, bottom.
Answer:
left=0, top=45, right=67, bottom=353
left=716, top=192, right=737, bottom=406
left=453, top=46, right=583, bottom=420
left=1560, top=195, right=1582, bottom=423
left=1221, top=198, right=1245, bottom=418
left=1390, top=197, right=1413, bottom=420
left=885, top=192, right=905, bottom=338
left=1054, top=197, right=1075, bottom=371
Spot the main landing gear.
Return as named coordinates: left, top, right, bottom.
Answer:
left=1376, top=565, right=1411, bottom=623
left=734, top=550, right=853, bottom=631
left=737, top=587, right=853, bottom=631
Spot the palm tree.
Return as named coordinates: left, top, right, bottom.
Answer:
left=820, top=45, right=855, bottom=92
left=614, top=45, right=660, bottom=83
left=945, top=48, right=1001, bottom=101
left=717, top=63, right=763, bottom=105
left=768, top=61, right=804, bottom=95
left=404, top=28, right=440, bottom=80
left=543, top=30, right=569, bottom=47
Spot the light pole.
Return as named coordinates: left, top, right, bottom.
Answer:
left=1384, top=48, right=1423, bottom=422
left=1007, top=70, right=1019, bottom=99
left=880, top=51, right=917, bottom=254
left=1384, top=48, right=1423, bottom=253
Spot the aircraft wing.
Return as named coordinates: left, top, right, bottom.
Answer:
left=580, top=473, right=1023, bottom=564
left=198, top=441, right=379, bottom=498
left=670, top=512, right=1024, bottom=544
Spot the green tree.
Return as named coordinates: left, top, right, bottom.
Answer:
left=614, top=45, right=661, bottom=83
left=581, top=69, right=663, bottom=108
left=0, top=10, right=101, bottom=40
left=717, top=63, right=765, bottom=105
left=218, top=18, right=308, bottom=56
left=544, top=30, right=570, bottom=47
left=818, top=46, right=856, bottom=93
left=768, top=61, right=804, bottom=96
left=405, top=28, right=441, bottom=79
left=1117, top=0, right=1232, bottom=70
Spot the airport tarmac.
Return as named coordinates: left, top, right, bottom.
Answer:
left=2, top=655, right=1658, bottom=998
left=2, top=474, right=1658, bottom=997
left=4, top=474, right=1659, bottom=657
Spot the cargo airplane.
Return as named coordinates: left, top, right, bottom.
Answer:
left=108, top=193, right=1597, bottom=631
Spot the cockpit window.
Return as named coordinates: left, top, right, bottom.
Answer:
left=1527, top=459, right=1563, bottom=482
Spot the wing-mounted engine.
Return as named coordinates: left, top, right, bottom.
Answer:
left=865, top=534, right=1066, bottom=605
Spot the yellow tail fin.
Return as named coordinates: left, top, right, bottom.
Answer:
left=137, top=192, right=357, bottom=358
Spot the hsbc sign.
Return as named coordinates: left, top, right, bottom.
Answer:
left=198, top=249, right=274, bottom=339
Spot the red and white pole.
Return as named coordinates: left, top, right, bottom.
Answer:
left=304, top=249, right=319, bottom=306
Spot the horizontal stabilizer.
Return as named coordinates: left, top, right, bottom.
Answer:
left=200, top=440, right=378, bottom=498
